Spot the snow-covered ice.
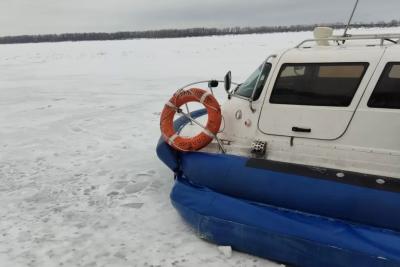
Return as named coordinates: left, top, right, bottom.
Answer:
left=0, top=27, right=397, bottom=267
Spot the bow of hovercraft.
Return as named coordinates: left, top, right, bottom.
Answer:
left=157, top=109, right=400, bottom=267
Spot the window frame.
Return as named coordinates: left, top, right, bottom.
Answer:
left=269, top=62, right=369, bottom=107
left=367, top=61, right=400, bottom=109
left=233, top=62, right=272, bottom=101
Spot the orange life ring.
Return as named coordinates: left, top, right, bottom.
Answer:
left=160, top=88, right=222, bottom=152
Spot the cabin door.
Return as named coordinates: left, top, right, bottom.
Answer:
left=258, top=48, right=384, bottom=140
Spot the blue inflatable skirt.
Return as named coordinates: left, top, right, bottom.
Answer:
left=171, top=178, right=400, bottom=267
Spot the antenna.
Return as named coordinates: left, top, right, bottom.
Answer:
left=343, top=0, right=360, bottom=37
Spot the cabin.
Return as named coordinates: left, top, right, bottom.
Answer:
left=217, top=29, right=400, bottom=179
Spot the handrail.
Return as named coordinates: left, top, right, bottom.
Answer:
left=249, top=54, right=277, bottom=113
left=296, top=34, right=400, bottom=48
left=174, top=79, right=234, bottom=154
left=177, top=80, right=239, bottom=91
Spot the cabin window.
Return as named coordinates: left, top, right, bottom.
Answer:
left=368, top=63, right=400, bottom=109
left=235, top=63, right=272, bottom=100
left=270, top=63, right=368, bottom=106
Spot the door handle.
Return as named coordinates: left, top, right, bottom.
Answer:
left=292, top=127, right=311, bottom=133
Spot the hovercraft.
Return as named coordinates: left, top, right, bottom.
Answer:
left=157, top=28, right=400, bottom=267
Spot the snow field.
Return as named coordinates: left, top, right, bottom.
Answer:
left=1, top=27, right=398, bottom=267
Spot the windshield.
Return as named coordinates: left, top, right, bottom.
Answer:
left=235, top=62, right=271, bottom=100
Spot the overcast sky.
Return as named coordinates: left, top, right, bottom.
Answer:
left=0, top=0, right=399, bottom=36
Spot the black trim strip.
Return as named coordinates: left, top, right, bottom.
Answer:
left=246, top=158, right=400, bottom=193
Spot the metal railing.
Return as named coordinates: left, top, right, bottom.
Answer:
left=249, top=54, right=277, bottom=113
left=174, top=80, right=238, bottom=154
left=296, top=33, right=400, bottom=48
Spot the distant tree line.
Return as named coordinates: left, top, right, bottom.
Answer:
left=1, top=20, right=399, bottom=45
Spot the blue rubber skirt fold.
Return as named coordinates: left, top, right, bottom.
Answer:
left=171, top=179, right=400, bottom=267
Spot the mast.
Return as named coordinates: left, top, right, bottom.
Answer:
left=343, top=0, right=360, bottom=37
